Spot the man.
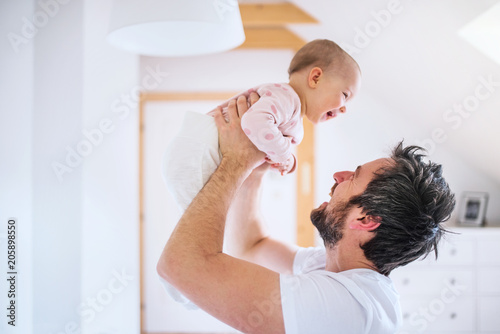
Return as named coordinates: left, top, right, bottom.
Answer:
left=157, top=93, right=455, bottom=334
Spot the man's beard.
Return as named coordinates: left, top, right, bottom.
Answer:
left=310, top=200, right=353, bottom=249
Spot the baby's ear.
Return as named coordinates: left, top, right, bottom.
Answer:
left=308, top=67, right=323, bottom=86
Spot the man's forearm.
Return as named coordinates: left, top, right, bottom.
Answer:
left=158, top=157, right=250, bottom=279
left=224, top=170, right=269, bottom=258
left=224, top=165, right=299, bottom=274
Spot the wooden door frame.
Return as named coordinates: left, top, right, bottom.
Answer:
left=138, top=91, right=315, bottom=333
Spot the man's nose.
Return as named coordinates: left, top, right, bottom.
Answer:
left=333, top=171, right=354, bottom=183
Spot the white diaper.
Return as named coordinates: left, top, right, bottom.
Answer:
left=162, top=111, right=221, bottom=212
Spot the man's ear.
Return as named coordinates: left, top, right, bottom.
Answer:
left=349, top=215, right=382, bottom=231
left=308, top=67, right=323, bottom=87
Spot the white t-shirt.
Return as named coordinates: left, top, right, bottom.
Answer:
left=280, top=247, right=402, bottom=334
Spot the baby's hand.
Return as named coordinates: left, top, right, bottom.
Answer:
left=266, top=155, right=296, bottom=176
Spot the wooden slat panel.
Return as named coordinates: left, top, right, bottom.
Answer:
left=238, top=27, right=306, bottom=51
left=239, top=2, right=318, bottom=26
left=296, top=118, right=316, bottom=247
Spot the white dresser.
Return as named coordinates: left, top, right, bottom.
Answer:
left=391, top=227, right=500, bottom=334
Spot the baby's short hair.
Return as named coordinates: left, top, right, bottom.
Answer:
left=288, top=39, right=359, bottom=77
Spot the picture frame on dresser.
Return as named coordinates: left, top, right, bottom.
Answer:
left=458, top=192, right=489, bottom=227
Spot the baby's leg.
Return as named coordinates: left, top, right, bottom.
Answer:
left=160, top=111, right=221, bottom=310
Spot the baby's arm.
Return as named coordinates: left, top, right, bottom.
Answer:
left=267, top=154, right=297, bottom=176
left=240, top=93, right=294, bottom=166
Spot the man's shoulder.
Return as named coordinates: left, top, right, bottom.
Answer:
left=292, top=246, right=326, bottom=274
left=289, top=267, right=393, bottom=290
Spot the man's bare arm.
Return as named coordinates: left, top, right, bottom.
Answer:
left=224, top=162, right=299, bottom=274
left=157, top=96, right=286, bottom=334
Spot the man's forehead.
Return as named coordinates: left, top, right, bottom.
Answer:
left=362, top=158, right=393, bottom=173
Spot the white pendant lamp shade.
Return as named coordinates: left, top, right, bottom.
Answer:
left=107, top=0, right=246, bottom=57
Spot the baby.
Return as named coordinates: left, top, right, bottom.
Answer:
left=160, top=39, right=361, bottom=309
left=163, top=39, right=361, bottom=211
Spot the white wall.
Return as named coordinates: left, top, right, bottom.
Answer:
left=288, top=0, right=500, bottom=224
left=0, top=0, right=34, bottom=333
left=32, top=0, right=85, bottom=332
left=140, top=49, right=295, bottom=91
left=315, top=90, right=500, bottom=226
left=1, top=0, right=140, bottom=333
left=2, top=0, right=86, bottom=332
left=81, top=0, right=140, bottom=333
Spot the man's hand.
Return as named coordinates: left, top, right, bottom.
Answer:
left=214, top=93, right=266, bottom=172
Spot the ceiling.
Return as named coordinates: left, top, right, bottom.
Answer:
left=237, top=0, right=500, bottom=183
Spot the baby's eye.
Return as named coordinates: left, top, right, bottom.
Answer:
left=343, top=92, right=348, bottom=99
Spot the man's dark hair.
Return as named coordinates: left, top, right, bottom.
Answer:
left=349, top=142, right=456, bottom=276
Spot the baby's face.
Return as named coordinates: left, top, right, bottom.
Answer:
left=305, top=66, right=361, bottom=124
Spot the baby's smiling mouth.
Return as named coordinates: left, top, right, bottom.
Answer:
left=326, top=110, right=337, bottom=119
